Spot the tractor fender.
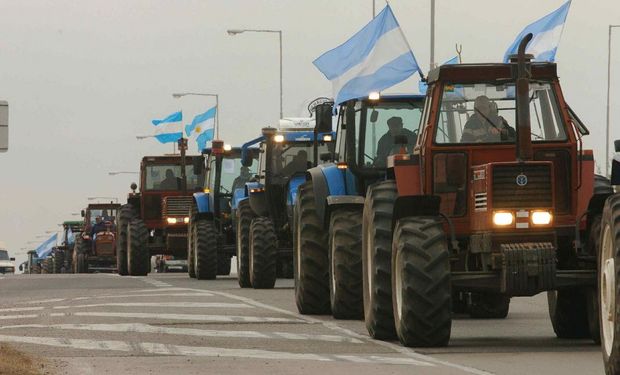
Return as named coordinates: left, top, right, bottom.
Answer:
left=231, top=188, right=246, bottom=210
left=248, top=183, right=269, bottom=217
left=287, top=174, right=307, bottom=208
left=307, top=163, right=357, bottom=227
left=192, top=192, right=214, bottom=220
left=306, top=165, right=331, bottom=227
left=392, top=195, right=442, bottom=229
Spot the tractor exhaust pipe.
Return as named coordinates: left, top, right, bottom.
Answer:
left=514, top=33, right=533, bottom=162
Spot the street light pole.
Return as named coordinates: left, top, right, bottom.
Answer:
left=430, top=0, right=436, bottom=69
left=227, top=29, right=283, bottom=119
left=172, top=93, right=220, bottom=139
left=607, top=25, right=620, bottom=176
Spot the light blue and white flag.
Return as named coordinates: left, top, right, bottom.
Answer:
left=66, top=227, right=75, bottom=246
left=35, top=233, right=58, bottom=259
left=151, top=111, right=183, bottom=144
left=313, top=5, right=422, bottom=106
left=503, top=1, right=571, bottom=63
left=185, top=106, right=216, bottom=152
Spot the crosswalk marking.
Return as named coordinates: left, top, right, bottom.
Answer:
left=0, top=334, right=433, bottom=366
left=0, top=306, right=44, bottom=313
left=51, top=302, right=252, bottom=309
left=0, top=323, right=363, bottom=344
left=18, top=298, right=66, bottom=305
left=72, top=312, right=307, bottom=323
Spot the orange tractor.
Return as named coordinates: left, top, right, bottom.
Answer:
left=361, top=34, right=613, bottom=347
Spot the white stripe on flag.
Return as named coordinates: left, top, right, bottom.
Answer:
left=527, top=24, right=563, bottom=58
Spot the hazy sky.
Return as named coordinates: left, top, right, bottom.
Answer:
left=1, top=0, right=619, bottom=266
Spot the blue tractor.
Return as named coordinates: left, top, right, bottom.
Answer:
left=188, top=140, right=260, bottom=280
left=293, top=94, right=425, bottom=322
left=236, top=120, right=334, bottom=289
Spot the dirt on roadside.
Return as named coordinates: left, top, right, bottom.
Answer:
left=0, top=344, right=52, bottom=375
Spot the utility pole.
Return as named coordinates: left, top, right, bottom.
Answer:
left=430, top=0, right=436, bottom=69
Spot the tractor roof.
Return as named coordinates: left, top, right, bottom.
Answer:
left=141, top=155, right=201, bottom=164
left=427, top=62, right=558, bottom=84
left=87, top=203, right=121, bottom=210
left=62, top=220, right=83, bottom=226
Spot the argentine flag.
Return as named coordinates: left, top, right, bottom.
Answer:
left=35, top=233, right=58, bottom=259
left=185, top=106, right=216, bottom=152
left=313, top=5, right=422, bottom=106
left=503, top=1, right=571, bottom=63
left=151, top=111, right=183, bottom=144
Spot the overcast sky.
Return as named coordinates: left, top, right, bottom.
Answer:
left=1, top=0, right=619, bottom=267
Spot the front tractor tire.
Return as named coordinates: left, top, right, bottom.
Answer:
left=236, top=200, right=255, bottom=288
left=329, top=207, right=363, bottom=319
left=194, top=219, right=217, bottom=280
left=362, top=180, right=398, bottom=339
left=391, top=217, right=452, bottom=347
left=249, top=217, right=277, bottom=289
left=116, top=204, right=135, bottom=276
left=127, top=218, right=149, bottom=276
left=599, top=194, right=620, bottom=374
left=294, top=181, right=330, bottom=314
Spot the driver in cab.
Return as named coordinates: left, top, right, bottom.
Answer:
left=375, top=116, right=417, bottom=167
left=461, top=95, right=516, bottom=143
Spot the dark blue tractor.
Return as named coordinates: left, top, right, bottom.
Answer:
left=293, top=94, right=425, bottom=322
left=188, top=140, right=260, bottom=280
left=236, top=124, right=334, bottom=289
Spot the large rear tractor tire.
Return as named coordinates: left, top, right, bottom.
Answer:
left=599, top=194, right=620, bottom=374
left=76, top=253, right=88, bottom=274
left=41, top=258, right=51, bottom=274
left=187, top=210, right=196, bottom=279
left=391, top=217, right=452, bottom=347
left=116, top=204, right=135, bottom=276
left=127, top=218, right=149, bottom=276
left=194, top=219, right=217, bottom=280
left=362, top=180, right=398, bottom=339
left=547, top=289, right=590, bottom=338
left=236, top=200, right=254, bottom=288
left=587, top=214, right=603, bottom=343
left=52, top=251, right=64, bottom=274
left=294, top=181, right=330, bottom=314
left=469, top=293, right=510, bottom=319
left=249, top=217, right=277, bottom=289
left=329, top=207, right=363, bottom=320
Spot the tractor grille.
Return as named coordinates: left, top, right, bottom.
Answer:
left=492, top=165, right=552, bottom=209
left=163, top=196, right=193, bottom=217
left=95, top=234, right=115, bottom=256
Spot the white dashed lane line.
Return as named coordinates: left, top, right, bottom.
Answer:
left=0, top=334, right=433, bottom=366
left=0, top=323, right=364, bottom=344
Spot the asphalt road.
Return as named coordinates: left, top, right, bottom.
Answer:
left=0, top=271, right=605, bottom=375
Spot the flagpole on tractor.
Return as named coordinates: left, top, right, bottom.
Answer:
left=172, top=92, right=220, bottom=139
left=607, top=25, right=620, bottom=176
left=430, top=0, right=436, bottom=69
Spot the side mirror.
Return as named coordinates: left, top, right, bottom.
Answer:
left=81, top=210, right=85, bottom=218
left=193, top=156, right=203, bottom=175
left=315, top=103, right=333, bottom=134
left=10, top=257, right=15, bottom=261
left=370, top=110, right=379, bottom=123
left=320, top=152, right=332, bottom=162
left=130, top=182, right=137, bottom=192
left=612, top=156, right=620, bottom=186
left=615, top=139, right=620, bottom=153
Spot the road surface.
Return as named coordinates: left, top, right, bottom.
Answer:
left=0, top=272, right=604, bottom=374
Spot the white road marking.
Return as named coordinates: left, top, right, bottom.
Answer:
left=137, top=278, right=173, bottom=288
left=73, top=311, right=307, bottom=323
left=0, top=276, right=5, bottom=280
left=119, top=287, right=198, bottom=293
left=0, top=334, right=432, bottom=366
left=88, top=292, right=214, bottom=299
left=198, top=288, right=494, bottom=375
left=0, top=306, right=45, bottom=313
left=0, top=314, right=39, bottom=320
left=0, top=323, right=363, bottom=344
left=51, top=302, right=252, bottom=309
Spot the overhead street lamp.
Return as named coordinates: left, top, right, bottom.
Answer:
left=108, top=171, right=138, bottom=176
left=172, top=92, right=220, bottom=139
left=607, top=24, right=620, bottom=176
left=227, top=28, right=283, bottom=119
left=87, top=197, right=119, bottom=203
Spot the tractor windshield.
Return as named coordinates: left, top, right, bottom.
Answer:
left=434, top=82, right=567, bottom=144
left=0, top=250, right=8, bottom=260
left=145, top=164, right=203, bottom=191
left=207, top=156, right=258, bottom=195
left=358, top=100, right=423, bottom=168
left=87, top=208, right=118, bottom=224
left=271, top=141, right=329, bottom=180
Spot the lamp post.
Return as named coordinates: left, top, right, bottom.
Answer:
left=87, top=197, right=119, bottom=203
left=108, top=171, right=138, bottom=176
left=607, top=24, right=620, bottom=176
left=227, top=29, right=283, bottom=119
left=172, top=92, right=220, bottom=139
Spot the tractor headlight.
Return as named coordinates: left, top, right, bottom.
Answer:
left=183, top=217, right=190, bottom=224
left=323, top=134, right=333, bottom=142
left=274, top=134, right=284, bottom=143
left=166, top=218, right=178, bottom=224
left=531, top=211, right=552, bottom=225
left=493, top=211, right=514, bottom=226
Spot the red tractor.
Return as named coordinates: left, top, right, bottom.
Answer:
left=361, top=35, right=613, bottom=347
left=73, top=203, right=120, bottom=273
left=117, top=152, right=203, bottom=276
